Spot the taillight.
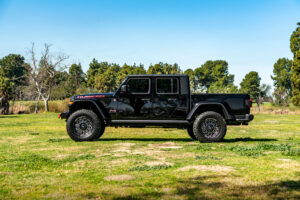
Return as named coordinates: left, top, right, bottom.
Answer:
left=247, top=99, right=252, bottom=108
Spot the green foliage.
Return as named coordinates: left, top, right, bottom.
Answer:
left=184, top=68, right=197, bottom=92
left=147, top=62, right=181, bottom=75
left=0, top=54, right=28, bottom=99
left=116, top=63, right=145, bottom=86
left=240, top=71, right=261, bottom=100
left=95, top=64, right=121, bottom=92
left=290, top=22, right=300, bottom=106
left=86, top=59, right=110, bottom=87
left=194, top=60, right=236, bottom=93
left=271, top=58, right=292, bottom=106
left=68, top=63, right=86, bottom=93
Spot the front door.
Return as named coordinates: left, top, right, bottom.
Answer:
left=116, top=78, right=152, bottom=120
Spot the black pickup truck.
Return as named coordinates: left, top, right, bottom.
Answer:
left=59, top=74, right=253, bottom=142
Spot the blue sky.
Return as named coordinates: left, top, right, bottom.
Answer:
left=0, top=0, right=299, bottom=88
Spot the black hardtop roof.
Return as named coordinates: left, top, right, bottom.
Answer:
left=127, top=74, right=188, bottom=78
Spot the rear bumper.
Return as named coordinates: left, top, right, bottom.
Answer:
left=236, top=114, right=254, bottom=124
left=58, top=110, right=69, bottom=119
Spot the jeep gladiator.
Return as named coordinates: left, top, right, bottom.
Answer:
left=59, top=74, right=254, bottom=142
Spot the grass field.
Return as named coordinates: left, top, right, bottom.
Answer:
left=0, top=113, right=299, bottom=199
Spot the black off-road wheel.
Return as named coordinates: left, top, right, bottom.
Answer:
left=66, top=109, right=105, bottom=141
left=193, top=111, right=227, bottom=143
left=187, top=125, right=197, bottom=140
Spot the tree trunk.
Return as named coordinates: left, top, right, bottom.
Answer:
left=0, top=95, right=9, bottom=115
left=35, top=94, right=40, bottom=114
left=44, top=98, right=49, bottom=112
left=11, top=98, right=15, bottom=114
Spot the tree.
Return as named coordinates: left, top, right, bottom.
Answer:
left=290, top=22, right=300, bottom=106
left=194, top=60, right=236, bottom=93
left=147, top=63, right=165, bottom=74
left=28, top=43, right=68, bottom=112
left=184, top=68, right=197, bottom=92
left=0, top=54, right=28, bottom=114
left=147, top=62, right=181, bottom=75
left=271, top=58, right=292, bottom=106
left=257, top=84, right=271, bottom=109
left=240, top=71, right=261, bottom=101
left=94, top=64, right=120, bottom=92
left=86, top=60, right=109, bottom=87
left=116, top=63, right=145, bottom=86
left=67, top=63, right=86, bottom=95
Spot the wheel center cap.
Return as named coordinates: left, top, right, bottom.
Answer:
left=80, top=123, right=87, bottom=130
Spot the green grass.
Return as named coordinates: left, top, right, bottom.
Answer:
left=0, top=113, right=299, bottom=199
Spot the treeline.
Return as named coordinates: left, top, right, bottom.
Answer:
left=0, top=22, right=300, bottom=114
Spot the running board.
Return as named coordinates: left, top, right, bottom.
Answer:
left=110, top=120, right=190, bottom=125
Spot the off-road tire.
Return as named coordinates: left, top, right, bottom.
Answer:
left=187, top=125, right=197, bottom=140
left=66, top=109, right=105, bottom=141
left=193, top=111, right=227, bottom=143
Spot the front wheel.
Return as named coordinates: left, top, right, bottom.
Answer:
left=193, top=111, right=227, bottom=143
left=66, top=109, right=105, bottom=141
left=187, top=125, right=197, bottom=140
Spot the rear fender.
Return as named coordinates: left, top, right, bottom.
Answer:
left=187, top=102, right=233, bottom=121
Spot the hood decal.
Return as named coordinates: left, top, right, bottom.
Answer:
left=76, top=95, right=105, bottom=99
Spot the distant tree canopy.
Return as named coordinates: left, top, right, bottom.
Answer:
left=0, top=50, right=282, bottom=114
left=0, top=54, right=29, bottom=114
left=147, top=62, right=181, bottom=75
left=193, top=60, right=236, bottom=93
left=240, top=71, right=261, bottom=101
left=290, top=22, right=300, bottom=106
left=271, top=58, right=292, bottom=106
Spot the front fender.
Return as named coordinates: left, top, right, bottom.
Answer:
left=186, top=102, right=233, bottom=121
left=69, top=100, right=109, bottom=120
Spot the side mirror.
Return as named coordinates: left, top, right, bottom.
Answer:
left=121, top=85, right=128, bottom=93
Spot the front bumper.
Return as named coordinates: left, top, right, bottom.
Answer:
left=58, top=110, right=69, bottom=119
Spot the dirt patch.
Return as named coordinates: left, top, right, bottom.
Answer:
left=148, top=142, right=182, bottom=149
left=277, top=158, right=292, bottom=162
left=177, top=165, right=234, bottom=172
left=0, top=171, right=12, bottom=175
left=277, top=161, right=300, bottom=170
left=114, top=143, right=135, bottom=147
left=264, top=120, right=279, bottom=123
left=160, top=146, right=182, bottom=149
left=104, top=175, right=135, bottom=181
left=110, top=159, right=129, bottom=165
left=113, top=143, right=135, bottom=153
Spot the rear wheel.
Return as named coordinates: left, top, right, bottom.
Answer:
left=193, top=111, right=227, bottom=143
left=66, top=109, right=105, bottom=141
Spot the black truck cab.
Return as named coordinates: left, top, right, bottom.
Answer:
left=60, top=74, right=253, bottom=142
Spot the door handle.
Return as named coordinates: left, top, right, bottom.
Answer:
left=168, top=98, right=177, bottom=101
left=141, top=98, right=150, bottom=101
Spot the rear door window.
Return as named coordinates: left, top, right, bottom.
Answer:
left=156, top=78, right=179, bottom=94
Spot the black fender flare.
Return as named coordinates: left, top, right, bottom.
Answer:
left=69, top=100, right=109, bottom=120
left=186, top=102, right=233, bottom=121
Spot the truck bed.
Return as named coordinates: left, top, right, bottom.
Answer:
left=191, top=93, right=251, bottom=116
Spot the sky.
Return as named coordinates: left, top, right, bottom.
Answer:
left=0, top=0, right=300, bottom=88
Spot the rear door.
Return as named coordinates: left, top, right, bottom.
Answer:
left=152, top=77, right=188, bottom=120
